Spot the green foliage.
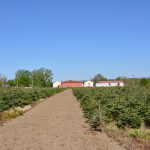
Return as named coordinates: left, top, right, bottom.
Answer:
left=15, top=69, right=31, bottom=87
left=129, top=129, right=139, bottom=138
left=14, top=68, right=53, bottom=88
left=0, top=87, right=64, bottom=112
left=140, top=78, right=149, bottom=87
left=32, top=68, right=53, bottom=87
left=7, top=79, right=17, bottom=87
left=73, top=87, right=150, bottom=129
left=129, top=129, right=150, bottom=138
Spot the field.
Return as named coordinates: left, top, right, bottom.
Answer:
left=73, top=87, right=150, bottom=149
left=0, top=86, right=149, bottom=149
left=0, top=89, right=125, bottom=150
left=0, top=87, right=64, bottom=112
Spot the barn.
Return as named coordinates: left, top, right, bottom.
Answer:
left=84, top=81, right=94, bottom=87
left=60, top=80, right=84, bottom=88
left=96, top=81, right=124, bottom=87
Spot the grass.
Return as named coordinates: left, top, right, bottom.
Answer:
left=1, top=109, right=23, bottom=121
left=104, top=122, right=150, bottom=150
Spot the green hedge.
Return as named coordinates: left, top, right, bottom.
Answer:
left=0, top=88, right=64, bottom=112
left=73, top=87, right=150, bottom=129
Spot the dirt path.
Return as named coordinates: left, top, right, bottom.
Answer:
left=0, top=89, right=125, bottom=150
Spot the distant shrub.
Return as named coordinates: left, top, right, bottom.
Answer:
left=140, top=78, right=149, bottom=87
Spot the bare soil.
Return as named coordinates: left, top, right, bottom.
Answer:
left=0, top=89, right=125, bottom=150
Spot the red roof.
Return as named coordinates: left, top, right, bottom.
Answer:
left=62, top=80, right=83, bottom=83
left=98, top=80, right=124, bottom=83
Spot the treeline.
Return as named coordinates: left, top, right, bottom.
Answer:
left=91, top=73, right=150, bottom=87
left=1, top=72, right=150, bottom=88
left=0, top=68, right=53, bottom=88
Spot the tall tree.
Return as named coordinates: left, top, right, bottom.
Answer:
left=116, top=76, right=127, bottom=80
left=92, top=73, right=107, bottom=85
left=15, top=70, right=31, bottom=87
left=32, top=68, right=53, bottom=87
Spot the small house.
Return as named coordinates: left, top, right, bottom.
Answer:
left=53, top=81, right=62, bottom=88
left=84, top=81, right=94, bottom=87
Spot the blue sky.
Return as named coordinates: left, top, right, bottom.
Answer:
left=0, top=0, right=150, bottom=81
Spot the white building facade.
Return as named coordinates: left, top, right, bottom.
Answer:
left=84, top=81, right=94, bottom=87
left=53, top=81, right=62, bottom=88
left=96, top=81, right=124, bottom=87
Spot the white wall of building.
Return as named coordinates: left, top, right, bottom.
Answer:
left=53, top=81, right=62, bottom=88
left=84, top=81, right=94, bottom=87
left=96, top=82, right=124, bottom=87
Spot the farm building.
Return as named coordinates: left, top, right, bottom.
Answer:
left=84, top=81, right=94, bottom=87
left=53, top=81, right=62, bottom=88
left=96, top=81, right=124, bottom=87
left=59, top=80, right=84, bottom=88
